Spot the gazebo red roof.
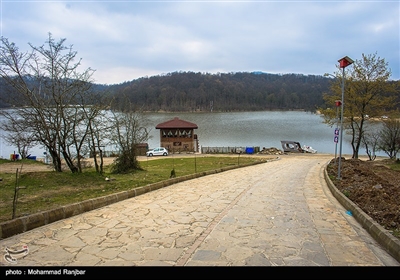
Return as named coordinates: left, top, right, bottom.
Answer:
left=156, top=117, right=198, bottom=129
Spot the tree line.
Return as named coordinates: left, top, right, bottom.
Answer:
left=103, top=71, right=331, bottom=112
left=3, top=66, right=398, bottom=114
left=1, top=70, right=334, bottom=112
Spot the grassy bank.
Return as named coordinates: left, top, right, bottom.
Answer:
left=0, top=155, right=269, bottom=223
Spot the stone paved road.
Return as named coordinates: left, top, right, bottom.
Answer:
left=0, top=154, right=399, bottom=267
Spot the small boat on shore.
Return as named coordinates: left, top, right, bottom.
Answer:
left=280, top=140, right=317, bottom=154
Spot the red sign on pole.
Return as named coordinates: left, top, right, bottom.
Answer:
left=338, top=56, right=354, bottom=68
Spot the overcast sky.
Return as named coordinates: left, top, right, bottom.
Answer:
left=1, top=0, right=399, bottom=85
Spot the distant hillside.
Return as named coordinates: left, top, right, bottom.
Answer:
left=106, top=71, right=332, bottom=112
left=0, top=71, right=338, bottom=111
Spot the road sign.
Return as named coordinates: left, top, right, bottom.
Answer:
left=334, top=128, right=339, bottom=143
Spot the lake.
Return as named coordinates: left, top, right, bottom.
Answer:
left=144, top=111, right=381, bottom=156
left=0, top=110, right=384, bottom=160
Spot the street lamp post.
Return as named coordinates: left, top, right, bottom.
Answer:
left=337, top=56, right=354, bottom=179
left=323, top=73, right=341, bottom=163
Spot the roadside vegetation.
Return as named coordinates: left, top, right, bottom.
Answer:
left=320, top=53, right=399, bottom=160
left=0, top=156, right=268, bottom=223
left=387, top=159, right=400, bottom=171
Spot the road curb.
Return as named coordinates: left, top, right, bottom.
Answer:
left=323, top=166, right=400, bottom=263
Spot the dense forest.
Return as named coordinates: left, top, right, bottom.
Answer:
left=1, top=71, right=398, bottom=112
left=105, top=71, right=330, bottom=112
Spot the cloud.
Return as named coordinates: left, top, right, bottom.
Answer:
left=1, top=0, right=398, bottom=84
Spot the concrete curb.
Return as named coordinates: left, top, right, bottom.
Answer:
left=0, top=159, right=272, bottom=240
left=323, top=165, right=400, bottom=263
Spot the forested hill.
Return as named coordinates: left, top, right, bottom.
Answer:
left=106, top=72, right=331, bottom=112
left=0, top=71, right=332, bottom=111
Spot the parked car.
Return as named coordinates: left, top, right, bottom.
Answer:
left=146, top=147, right=168, bottom=157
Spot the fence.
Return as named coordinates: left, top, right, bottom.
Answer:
left=94, top=146, right=261, bottom=156
left=201, top=146, right=260, bottom=154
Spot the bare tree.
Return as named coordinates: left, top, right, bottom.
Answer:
left=109, top=100, right=150, bottom=174
left=361, top=129, right=379, bottom=161
left=377, top=119, right=400, bottom=159
left=0, top=116, right=36, bottom=159
left=84, top=104, right=115, bottom=174
left=0, top=33, right=101, bottom=172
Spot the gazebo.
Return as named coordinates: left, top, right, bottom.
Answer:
left=155, top=117, right=199, bottom=153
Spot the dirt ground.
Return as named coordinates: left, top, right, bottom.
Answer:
left=0, top=162, right=54, bottom=173
left=326, top=158, right=400, bottom=235
left=1, top=154, right=399, bottom=237
left=0, top=157, right=117, bottom=173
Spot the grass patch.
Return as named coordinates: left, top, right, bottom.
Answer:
left=388, top=160, right=400, bottom=171
left=0, top=155, right=267, bottom=223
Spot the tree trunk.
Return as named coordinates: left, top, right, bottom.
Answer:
left=49, top=150, right=62, bottom=172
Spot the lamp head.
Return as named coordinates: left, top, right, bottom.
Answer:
left=338, top=56, right=354, bottom=68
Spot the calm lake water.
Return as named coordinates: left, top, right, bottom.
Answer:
left=0, top=111, right=384, bottom=159
left=144, top=111, right=380, bottom=156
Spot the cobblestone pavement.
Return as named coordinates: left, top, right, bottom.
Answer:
left=0, top=154, right=399, bottom=267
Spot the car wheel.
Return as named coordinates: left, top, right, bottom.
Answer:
left=148, top=153, right=153, bottom=157
left=163, top=152, right=167, bottom=156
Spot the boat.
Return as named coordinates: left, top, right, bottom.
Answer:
left=280, top=140, right=317, bottom=154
